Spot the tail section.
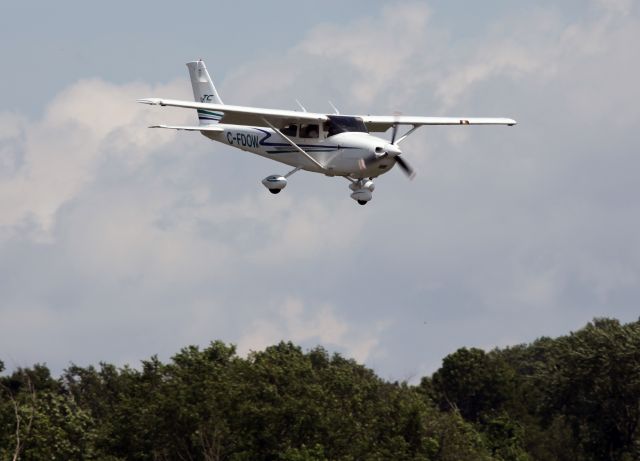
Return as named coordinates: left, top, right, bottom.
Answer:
left=186, top=60, right=224, bottom=125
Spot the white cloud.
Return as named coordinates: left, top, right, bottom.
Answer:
left=0, top=79, right=190, bottom=241
left=1, top=0, right=640, bottom=381
left=0, top=71, right=376, bottom=374
left=433, top=1, right=640, bottom=111
left=593, top=0, right=634, bottom=15
left=237, top=297, right=386, bottom=363
left=297, top=3, right=431, bottom=104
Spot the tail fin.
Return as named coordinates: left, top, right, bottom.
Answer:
left=186, top=60, right=224, bottom=125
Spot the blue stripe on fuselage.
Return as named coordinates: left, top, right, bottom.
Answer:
left=253, top=128, right=352, bottom=151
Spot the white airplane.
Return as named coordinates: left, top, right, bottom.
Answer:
left=138, top=61, right=516, bottom=205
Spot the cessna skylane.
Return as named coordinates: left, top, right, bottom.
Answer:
left=138, top=61, right=516, bottom=205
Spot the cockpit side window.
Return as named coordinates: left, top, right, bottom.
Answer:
left=325, top=116, right=368, bottom=136
left=281, top=124, right=298, bottom=137
left=299, top=123, right=319, bottom=138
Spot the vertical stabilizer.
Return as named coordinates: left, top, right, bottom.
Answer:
left=186, top=60, right=224, bottom=125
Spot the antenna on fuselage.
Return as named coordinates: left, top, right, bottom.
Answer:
left=295, top=99, right=307, bottom=112
left=328, top=101, right=340, bottom=115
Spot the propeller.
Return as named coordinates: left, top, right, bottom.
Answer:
left=390, top=122, right=399, bottom=144
left=358, top=115, right=417, bottom=180
left=389, top=116, right=416, bottom=180
left=395, top=155, right=416, bottom=180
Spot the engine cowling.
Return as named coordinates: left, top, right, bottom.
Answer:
left=262, top=175, right=287, bottom=194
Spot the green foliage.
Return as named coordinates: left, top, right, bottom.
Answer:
left=533, top=318, right=640, bottom=461
left=430, top=348, right=514, bottom=422
left=479, top=413, right=529, bottom=461
left=278, top=443, right=327, bottom=461
left=1, top=317, right=639, bottom=460
left=46, top=341, right=491, bottom=460
left=0, top=365, right=99, bottom=461
left=21, top=391, right=97, bottom=460
left=427, top=318, right=640, bottom=461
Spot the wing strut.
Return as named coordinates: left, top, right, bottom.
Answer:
left=394, top=125, right=421, bottom=145
left=261, top=118, right=326, bottom=171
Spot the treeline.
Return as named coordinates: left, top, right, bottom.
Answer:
left=1, top=317, right=639, bottom=460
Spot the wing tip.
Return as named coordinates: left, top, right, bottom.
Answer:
left=137, top=98, right=163, bottom=106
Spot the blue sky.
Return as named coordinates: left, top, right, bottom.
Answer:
left=1, top=0, right=587, bottom=113
left=1, top=0, right=639, bottom=380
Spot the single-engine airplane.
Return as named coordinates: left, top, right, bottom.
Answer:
left=138, top=61, right=516, bottom=205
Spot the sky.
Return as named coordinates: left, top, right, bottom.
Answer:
left=1, top=0, right=639, bottom=381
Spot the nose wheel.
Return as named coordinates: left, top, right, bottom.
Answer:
left=349, top=178, right=375, bottom=205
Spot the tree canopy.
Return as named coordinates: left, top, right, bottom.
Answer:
left=1, top=317, right=639, bottom=460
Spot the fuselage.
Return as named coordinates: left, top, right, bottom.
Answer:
left=139, top=59, right=516, bottom=205
left=203, top=124, right=397, bottom=178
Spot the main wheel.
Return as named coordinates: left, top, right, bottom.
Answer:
left=357, top=200, right=368, bottom=205
left=269, top=189, right=281, bottom=194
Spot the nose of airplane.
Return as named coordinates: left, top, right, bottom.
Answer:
left=385, top=144, right=402, bottom=157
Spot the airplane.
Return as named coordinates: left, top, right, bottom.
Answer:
left=138, top=60, right=516, bottom=205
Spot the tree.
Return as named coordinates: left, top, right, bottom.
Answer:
left=4, top=317, right=638, bottom=460
left=1, top=368, right=38, bottom=461
left=536, top=318, right=640, bottom=461
left=431, top=348, right=514, bottom=422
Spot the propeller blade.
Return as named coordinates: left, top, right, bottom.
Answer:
left=390, top=111, right=402, bottom=144
left=395, top=155, right=416, bottom=180
left=390, top=123, right=399, bottom=144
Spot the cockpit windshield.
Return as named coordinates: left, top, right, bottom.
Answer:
left=324, top=115, right=368, bottom=136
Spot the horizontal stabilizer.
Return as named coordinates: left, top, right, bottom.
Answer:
left=149, top=124, right=224, bottom=132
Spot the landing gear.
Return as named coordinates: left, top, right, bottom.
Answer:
left=348, top=178, right=375, bottom=205
left=262, top=167, right=301, bottom=195
left=262, top=175, right=287, bottom=192
left=262, top=170, right=376, bottom=205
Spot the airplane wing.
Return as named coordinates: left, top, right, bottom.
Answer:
left=138, top=98, right=516, bottom=131
left=360, top=116, right=517, bottom=132
left=138, top=98, right=328, bottom=127
left=149, top=124, right=224, bottom=132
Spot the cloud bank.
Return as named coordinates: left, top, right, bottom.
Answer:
left=1, top=1, right=639, bottom=380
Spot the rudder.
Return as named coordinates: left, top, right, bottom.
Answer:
left=186, top=60, right=224, bottom=125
